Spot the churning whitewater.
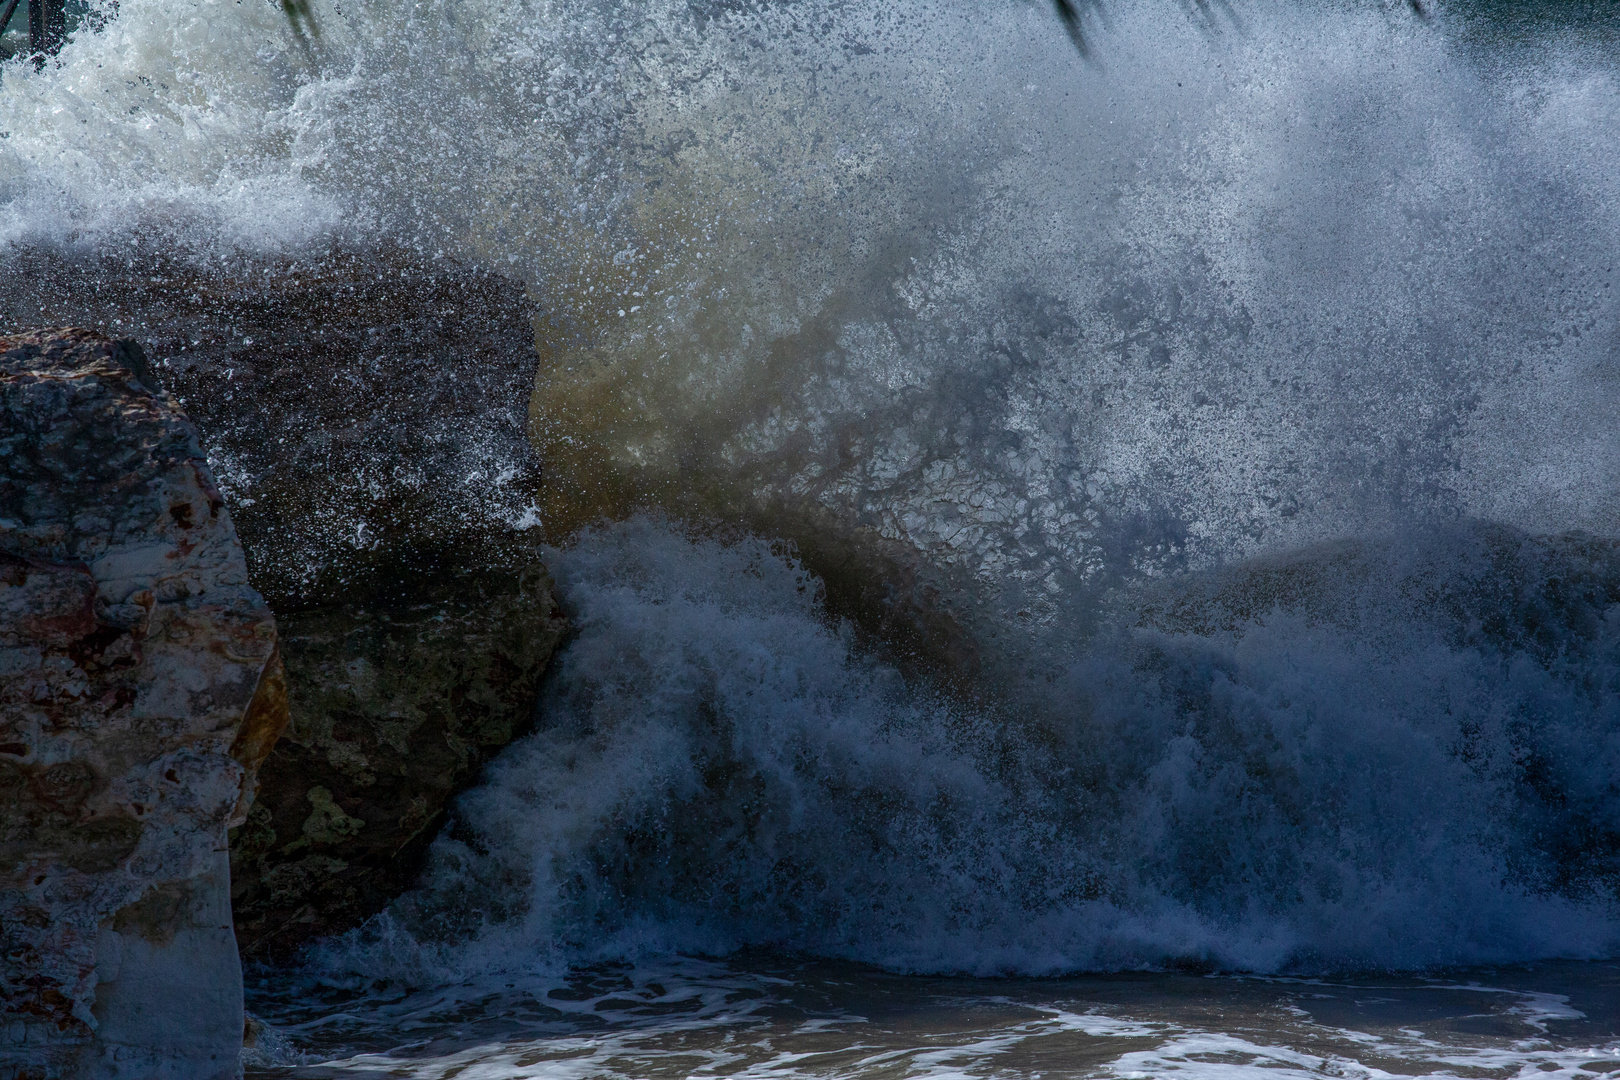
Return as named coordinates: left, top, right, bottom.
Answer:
left=6, top=0, right=1620, bottom=982
left=313, top=516, right=1620, bottom=978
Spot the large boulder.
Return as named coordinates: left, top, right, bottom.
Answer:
left=0, top=249, right=569, bottom=958
left=0, top=328, right=286, bottom=1080
left=228, top=564, right=564, bottom=954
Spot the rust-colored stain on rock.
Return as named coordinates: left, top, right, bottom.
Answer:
left=0, top=327, right=287, bottom=1078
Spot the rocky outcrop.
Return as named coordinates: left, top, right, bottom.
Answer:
left=0, top=249, right=569, bottom=959
left=0, top=328, right=286, bottom=1080
left=229, top=565, right=564, bottom=953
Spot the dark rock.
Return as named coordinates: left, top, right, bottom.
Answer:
left=0, top=246, right=548, bottom=610
left=0, top=249, right=568, bottom=959
left=230, top=563, right=564, bottom=953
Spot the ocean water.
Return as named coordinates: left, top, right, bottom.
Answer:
left=5, top=0, right=1620, bottom=1073
left=238, top=955, right=1620, bottom=1078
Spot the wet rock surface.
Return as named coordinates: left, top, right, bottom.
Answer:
left=0, top=327, right=285, bottom=1079
left=230, top=564, right=564, bottom=954
left=1, top=249, right=568, bottom=959
left=0, top=246, right=549, bottom=609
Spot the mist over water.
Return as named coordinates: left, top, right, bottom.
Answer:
left=7, top=0, right=1620, bottom=981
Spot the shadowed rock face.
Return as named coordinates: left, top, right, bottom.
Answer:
left=0, top=327, right=285, bottom=1080
left=0, top=249, right=569, bottom=960
left=229, top=564, right=564, bottom=954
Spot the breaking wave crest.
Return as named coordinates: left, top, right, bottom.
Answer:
left=306, top=517, right=1620, bottom=978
